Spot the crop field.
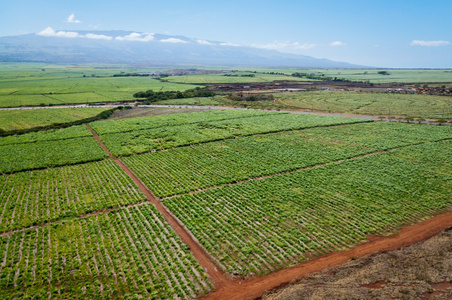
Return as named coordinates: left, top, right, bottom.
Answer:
left=0, top=107, right=113, bottom=132
left=0, top=107, right=451, bottom=299
left=273, top=91, right=452, bottom=119
left=163, top=72, right=312, bottom=84
left=0, top=205, right=212, bottom=299
left=0, top=160, right=147, bottom=233
left=0, top=126, right=107, bottom=173
left=164, top=140, right=452, bottom=277
left=123, top=122, right=452, bottom=198
left=95, top=112, right=368, bottom=156
left=244, top=68, right=452, bottom=84
left=0, top=63, right=201, bottom=108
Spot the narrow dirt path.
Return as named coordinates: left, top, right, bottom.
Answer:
left=85, top=124, right=228, bottom=286
left=202, top=211, right=452, bottom=300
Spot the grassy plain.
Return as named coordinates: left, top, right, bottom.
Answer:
left=164, top=72, right=312, bottom=84
left=0, top=107, right=112, bottom=131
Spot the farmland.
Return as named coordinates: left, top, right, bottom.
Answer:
left=123, top=122, right=452, bottom=198
left=93, top=112, right=368, bottom=156
left=0, top=63, right=200, bottom=108
left=0, top=65, right=451, bottom=299
left=0, top=107, right=113, bottom=132
left=273, top=91, right=452, bottom=119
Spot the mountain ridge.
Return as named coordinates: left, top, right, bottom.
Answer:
left=0, top=30, right=368, bottom=68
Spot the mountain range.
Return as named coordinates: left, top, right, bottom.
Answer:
left=0, top=29, right=366, bottom=68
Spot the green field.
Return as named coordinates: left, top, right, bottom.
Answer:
left=273, top=91, right=452, bottom=119
left=0, top=107, right=451, bottom=299
left=164, top=72, right=313, bottom=84
left=238, top=68, right=452, bottom=84
left=0, top=107, right=113, bottom=132
left=0, top=63, right=201, bottom=108
left=0, top=160, right=146, bottom=232
left=164, top=140, right=452, bottom=276
left=0, top=125, right=108, bottom=173
left=95, top=111, right=368, bottom=156
left=123, top=122, right=452, bottom=198
left=0, top=205, right=212, bottom=299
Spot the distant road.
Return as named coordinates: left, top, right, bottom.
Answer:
left=1, top=104, right=449, bottom=125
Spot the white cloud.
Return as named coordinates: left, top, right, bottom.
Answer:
left=220, top=42, right=241, bottom=47
left=160, top=38, right=188, bottom=44
left=115, top=32, right=154, bottom=42
left=85, top=33, right=112, bottom=40
left=37, top=27, right=80, bottom=38
left=66, top=14, right=81, bottom=23
left=197, top=39, right=212, bottom=45
left=330, top=41, right=345, bottom=46
left=410, top=40, right=451, bottom=47
left=252, top=41, right=317, bottom=51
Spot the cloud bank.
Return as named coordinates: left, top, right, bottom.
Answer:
left=160, top=38, right=187, bottom=43
left=37, top=27, right=80, bottom=38
left=115, top=32, right=154, bottom=42
left=410, top=40, right=451, bottom=47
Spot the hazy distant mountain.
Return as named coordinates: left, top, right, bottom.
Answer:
left=0, top=30, right=366, bottom=68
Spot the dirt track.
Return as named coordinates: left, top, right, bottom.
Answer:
left=85, top=124, right=228, bottom=286
left=202, top=211, right=452, bottom=300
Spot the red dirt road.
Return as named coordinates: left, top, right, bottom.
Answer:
left=203, top=211, right=452, bottom=300
left=85, top=124, right=228, bottom=286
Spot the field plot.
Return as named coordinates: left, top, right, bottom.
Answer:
left=0, top=160, right=147, bottom=233
left=164, top=140, right=452, bottom=277
left=0, top=125, right=107, bottom=173
left=124, top=122, right=452, bottom=198
left=0, top=69, right=200, bottom=107
left=97, top=112, right=368, bottom=156
left=0, top=205, right=212, bottom=299
left=164, top=72, right=311, bottom=84
left=90, top=109, right=279, bottom=135
left=0, top=107, right=113, bottom=132
left=274, top=91, right=452, bottom=119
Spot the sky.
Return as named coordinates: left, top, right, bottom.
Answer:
left=1, top=0, right=451, bottom=68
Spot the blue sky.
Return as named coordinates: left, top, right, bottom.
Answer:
left=1, top=0, right=451, bottom=68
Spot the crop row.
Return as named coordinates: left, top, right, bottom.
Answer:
left=164, top=141, right=452, bottom=277
left=90, top=109, right=281, bottom=135
left=0, top=204, right=212, bottom=299
left=99, top=112, right=368, bottom=156
left=0, top=160, right=147, bottom=232
left=0, top=136, right=108, bottom=174
left=124, top=122, right=452, bottom=198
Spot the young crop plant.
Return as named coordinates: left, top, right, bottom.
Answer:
left=0, top=160, right=147, bottom=232
left=0, top=205, right=212, bottom=299
left=163, top=140, right=452, bottom=278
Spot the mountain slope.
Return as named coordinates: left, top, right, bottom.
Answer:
left=0, top=30, right=366, bottom=68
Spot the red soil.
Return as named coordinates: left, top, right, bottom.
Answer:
left=203, top=211, right=452, bottom=300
